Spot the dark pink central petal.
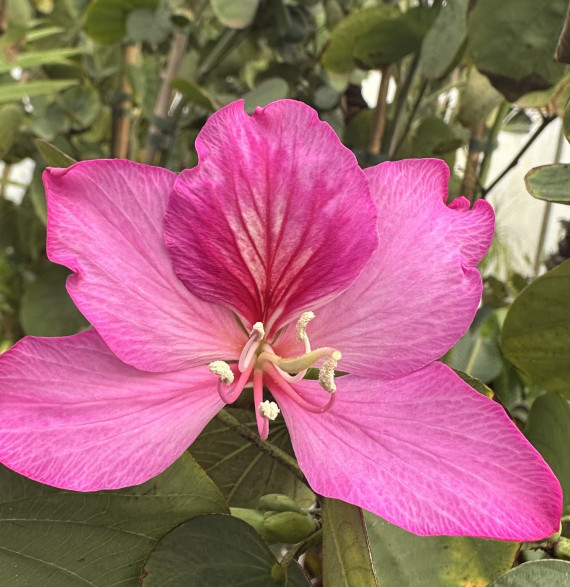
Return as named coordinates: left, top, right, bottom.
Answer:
left=164, top=100, right=378, bottom=334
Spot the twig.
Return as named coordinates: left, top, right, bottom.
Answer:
left=112, top=43, right=138, bottom=159
left=533, top=122, right=566, bottom=275
left=460, top=119, right=486, bottom=202
left=196, top=28, right=245, bottom=84
left=391, top=78, right=427, bottom=158
left=367, top=66, right=392, bottom=156
left=214, top=409, right=307, bottom=484
left=481, top=114, right=556, bottom=198
left=143, top=31, right=188, bottom=165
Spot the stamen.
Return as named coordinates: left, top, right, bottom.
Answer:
left=238, top=322, right=266, bottom=371
left=209, top=361, right=234, bottom=385
left=296, top=311, right=315, bottom=343
left=253, top=369, right=269, bottom=439
left=259, top=400, right=280, bottom=420
left=319, top=354, right=340, bottom=393
left=252, top=322, right=265, bottom=339
left=274, top=348, right=341, bottom=374
left=265, top=363, right=336, bottom=414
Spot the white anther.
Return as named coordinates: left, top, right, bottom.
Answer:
left=251, top=322, right=265, bottom=339
left=259, top=400, right=280, bottom=421
left=296, top=311, right=315, bottom=342
left=209, top=361, right=234, bottom=385
left=318, top=351, right=342, bottom=393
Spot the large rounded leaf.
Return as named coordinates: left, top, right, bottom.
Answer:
left=525, top=164, right=570, bottom=204
left=501, top=260, right=570, bottom=396
left=486, top=560, right=570, bottom=587
left=365, top=512, right=519, bottom=587
left=139, top=514, right=311, bottom=587
left=0, top=454, right=228, bottom=587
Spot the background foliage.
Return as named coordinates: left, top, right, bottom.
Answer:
left=0, top=0, right=569, bottom=585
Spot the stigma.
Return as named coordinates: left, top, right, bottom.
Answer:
left=208, top=311, right=341, bottom=439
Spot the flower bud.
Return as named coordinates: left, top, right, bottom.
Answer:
left=262, top=511, right=318, bottom=544
left=258, top=493, right=303, bottom=513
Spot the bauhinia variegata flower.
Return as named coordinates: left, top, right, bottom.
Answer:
left=0, top=100, right=561, bottom=540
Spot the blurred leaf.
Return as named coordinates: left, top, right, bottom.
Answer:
left=170, top=78, right=216, bottom=111
left=419, top=0, right=467, bottom=79
left=525, top=164, right=570, bottom=204
left=487, top=560, right=570, bottom=587
left=57, top=84, right=101, bottom=128
left=84, top=0, right=158, bottom=44
left=458, top=68, right=502, bottom=127
left=503, top=110, right=533, bottom=134
left=20, top=262, right=88, bottom=336
left=25, top=26, right=65, bottom=42
left=365, top=512, right=519, bottom=587
left=322, top=5, right=431, bottom=73
left=35, top=138, right=76, bottom=167
left=525, top=393, right=570, bottom=513
left=210, top=0, right=260, bottom=29
left=0, top=80, right=78, bottom=104
left=322, top=499, right=378, bottom=587
left=0, top=454, right=228, bottom=587
left=501, top=260, right=570, bottom=396
left=446, top=307, right=504, bottom=383
left=139, top=514, right=311, bottom=587
left=0, top=104, right=24, bottom=158
left=190, top=408, right=315, bottom=509
left=467, top=0, right=567, bottom=100
left=564, top=98, right=570, bottom=141
left=126, top=7, right=171, bottom=44
left=0, top=48, right=84, bottom=74
left=243, top=78, right=289, bottom=113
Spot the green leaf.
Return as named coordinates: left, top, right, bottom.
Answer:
left=419, top=0, right=468, bottom=79
left=0, top=454, right=228, bottom=587
left=171, top=78, right=216, bottom=111
left=564, top=98, right=570, bottom=142
left=139, top=514, right=311, bottom=587
left=322, top=499, right=378, bottom=587
left=84, top=0, right=158, bottom=44
left=501, top=260, right=570, bottom=396
left=190, top=408, right=315, bottom=509
left=525, top=164, right=570, bottom=204
left=525, top=393, right=570, bottom=513
left=0, top=80, right=78, bottom=104
left=126, top=7, right=171, bottom=44
left=0, top=104, right=24, bottom=158
left=457, top=68, right=502, bottom=128
left=57, top=85, right=101, bottom=129
left=35, top=138, right=76, bottom=167
left=365, top=512, right=519, bottom=587
left=0, top=48, right=84, bottom=74
left=243, top=78, right=289, bottom=113
left=467, top=0, right=567, bottom=100
left=19, top=262, right=88, bottom=336
left=322, top=5, right=415, bottom=72
left=486, top=560, right=570, bottom=587
left=446, top=307, right=504, bottom=383
left=209, top=0, right=260, bottom=29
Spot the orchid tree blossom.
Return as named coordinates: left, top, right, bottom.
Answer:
left=0, top=100, right=561, bottom=541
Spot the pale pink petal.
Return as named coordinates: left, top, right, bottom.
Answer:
left=164, top=100, right=378, bottom=335
left=45, top=160, right=245, bottom=373
left=292, top=159, right=494, bottom=380
left=277, top=362, right=561, bottom=540
left=0, top=330, right=223, bottom=491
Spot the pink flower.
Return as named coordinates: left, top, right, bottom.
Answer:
left=0, top=100, right=561, bottom=540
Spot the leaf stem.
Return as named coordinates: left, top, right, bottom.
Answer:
left=280, top=528, right=323, bottom=569
left=111, top=43, right=137, bottom=159
left=481, top=114, right=556, bottom=198
left=214, top=409, right=307, bottom=484
left=391, top=78, right=428, bottom=158
left=367, top=66, right=391, bottom=156
left=476, top=101, right=509, bottom=196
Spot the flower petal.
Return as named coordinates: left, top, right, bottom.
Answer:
left=45, top=160, right=245, bottom=373
left=164, top=100, right=378, bottom=335
left=0, top=330, right=224, bottom=491
left=278, top=363, right=561, bottom=540
left=299, top=158, right=494, bottom=379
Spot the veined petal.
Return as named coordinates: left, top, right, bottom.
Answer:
left=44, top=160, right=245, bottom=372
left=279, top=363, right=561, bottom=540
left=0, top=330, right=224, bottom=491
left=164, top=100, right=378, bottom=335
left=301, top=159, right=494, bottom=379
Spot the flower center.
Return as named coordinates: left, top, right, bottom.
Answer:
left=209, top=311, right=341, bottom=439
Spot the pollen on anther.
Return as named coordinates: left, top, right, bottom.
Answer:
left=209, top=361, right=234, bottom=385
left=259, top=400, right=280, bottom=421
left=318, top=352, right=341, bottom=393
left=251, top=322, right=265, bottom=339
left=296, top=311, right=315, bottom=342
